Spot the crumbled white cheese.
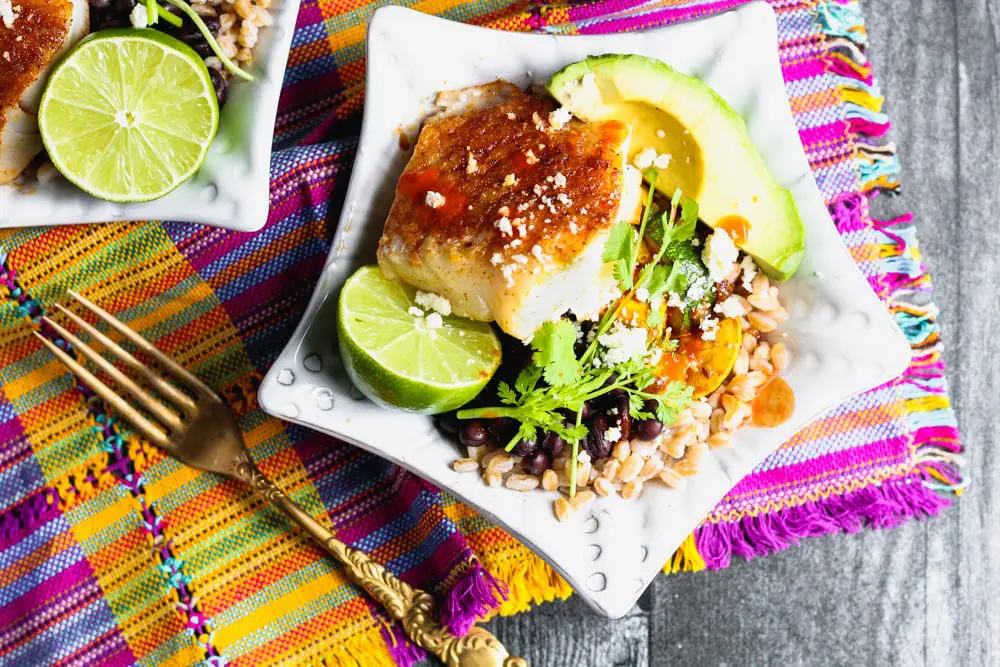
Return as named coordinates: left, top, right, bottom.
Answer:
left=686, top=276, right=712, bottom=303
left=506, top=112, right=517, bottom=120
left=633, top=147, right=658, bottom=170
left=532, top=112, right=546, bottom=131
left=530, top=244, right=548, bottom=264
left=714, top=295, right=746, bottom=318
left=577, top=450, right=591, bottom=464
left=569, top=221, right=579, bottom=234
left=425, top=191, right=446, bottom=208
left=501, top=264, right=516, bottom=287
left=498, top=206, right=511, bottom=217
left=0, top=0, right=18, bottom=28
left=466, top=152, right=478, bottom=175
left=656, top=129, right=666, bottom=138
left=554, top=172, right=567, bottom=189
left=407, top=306, right=425, bottom=318
left=512, top=254, right=529, bottom=265
left=503, top=173, right=518, bottom=187
left=646, top=346, right=663, bottom=366
left=700, top=316, right=720, bottom=341
left=415, top=291, right=452, bottom=316
left=597, top=324, right=648, bottom=367
left=490, top=252, right=504, bottom=266
left=524, top=149, right=539, bottom=165
left=702, top=230, right=739, bottom=283
left=666, top=291, right=685, bottom=309
left=653, top=153, right=672, bottom=169
left=740, top=255, right=757, bottom=292
left=634, top=287, right=649, bottom=303
left=130, top=4, right=149, bottom=27
left=605, top=426, right=622, bottom=443
left=556, top=193, right=572, bottom=206
left=494, top=216, right=513, bottom=236
left=548, top=106, right=572, bottom=130
left=425, top=312, right=443, bottom=329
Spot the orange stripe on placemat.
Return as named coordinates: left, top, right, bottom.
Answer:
left=0, top=531, right=78, bottom=588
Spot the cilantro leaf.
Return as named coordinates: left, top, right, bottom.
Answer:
left=514, top=365, right=541, bottom=396
left=674, top=197, right=699, bottom=243
left=603, top=223, right=636, bottom=291
left=645, top=264, right=671, bottom=302
left=664, top=259, right=689, bottom=295
left=497, top=381, right=516, bottom=405
left=613, top=259, right=634, bottom=291
left=530, top=320, right=580, bottom=387
left=602, top=223, right=634, bottom=264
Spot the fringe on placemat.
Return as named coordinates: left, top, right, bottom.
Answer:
left=440, top=559, right=509, bottom=635
left=379, top=623, right=428, bottom=667
left=691, top=478, right=952, bottom=568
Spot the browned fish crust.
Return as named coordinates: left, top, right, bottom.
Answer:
left=1, top=0, right=72, bottom=127
left=378, top=82, right=630, bottom=270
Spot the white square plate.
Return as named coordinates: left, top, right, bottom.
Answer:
left=0, top=0, right=301, bottom=232
left=257, top=2, right=910, bottom=618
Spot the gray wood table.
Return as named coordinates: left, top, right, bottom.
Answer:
left=459, top=1, right=1000, bottom=664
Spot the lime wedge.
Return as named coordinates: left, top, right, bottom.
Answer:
left=338, top=266, right=502, bottom=414
left=38, top=29, right=219, bottom=203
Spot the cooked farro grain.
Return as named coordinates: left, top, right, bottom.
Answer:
left=505, top=474, right=539, bottom=492
left=452, top=458, right=479, bottom=473
left=707, top=432, right=732, bottom=448
left=541, top=469, right=559, bottom=491
left=619, top=453, right=643, bottom=483
left=621, top=479, right=643, bottom=500
left=748, top=310, right=778, bottom=333
left=658, top=467, right=685, bottom=488
left=484, top=470, right=503, bottom=488
left=570, top=489, right=596, bottom=510
left=601, top=459, right=621, bottom=481
left=593, top=477, right=614, bottom=496
left=612, top=440, right=630, bottom=462
left=553, top=497, right=572, bottom=522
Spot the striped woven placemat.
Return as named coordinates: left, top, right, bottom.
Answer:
left=0, top=1, right=962, bottom=665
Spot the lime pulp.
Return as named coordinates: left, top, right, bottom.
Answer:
left=38, top=29, right=219, bottom=203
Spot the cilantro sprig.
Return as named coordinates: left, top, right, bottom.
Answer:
left=455, top=180, right=697, bottom=497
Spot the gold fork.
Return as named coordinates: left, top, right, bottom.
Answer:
left=35, top=290, right=525, bottom=667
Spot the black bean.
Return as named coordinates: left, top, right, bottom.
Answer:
left=634, top=419, right=663, bottom=441
left=459, top=421, right=489, bottom=447
left=89, top=0, right=111, bottom=9
left=209, top=68, right=229, bottom=107
left=613, top=395, right=631, bottom=441
left=584, top=414, right=611, bottom=459
left=488, top=417, right=518, bottom=445
left=523, top=451, right=552, bottom=476
left=435, top=412, right=459, bottom=436
left=642, top=398, right=659, bottom=414
left=513, top=436, right=538, bottom=457
left=541, top=431, right=565, bottom=457
left=189, top=40, right=214, bottom=58
left=580, top=402, right=592, bottom=421
left=201, top=15, right=221, bottom=36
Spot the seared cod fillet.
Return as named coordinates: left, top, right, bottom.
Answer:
left=377, top=81, right=642, bottom=340
left=0, top=0, right=89, bottom=183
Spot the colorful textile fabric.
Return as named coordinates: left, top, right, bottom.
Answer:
left=0, top=0, right=962, bottom=665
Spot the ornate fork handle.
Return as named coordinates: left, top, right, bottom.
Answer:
left=233, top=454, right=526, bottom=667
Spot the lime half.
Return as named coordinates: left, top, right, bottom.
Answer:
left=338, top=266, right=501, bottom=414
left=38, top=29, right=219, bottom=203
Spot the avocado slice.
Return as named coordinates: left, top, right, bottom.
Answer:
left=547, top=54, right=805, bottom=280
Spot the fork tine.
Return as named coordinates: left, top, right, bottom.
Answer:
left=42, top=316, right=183, bottom=430
left=67, top=290, right=211, bottom=395
left=33, top=332, right=170, bottom=447
left=53, top=304, right=196, bottom=412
